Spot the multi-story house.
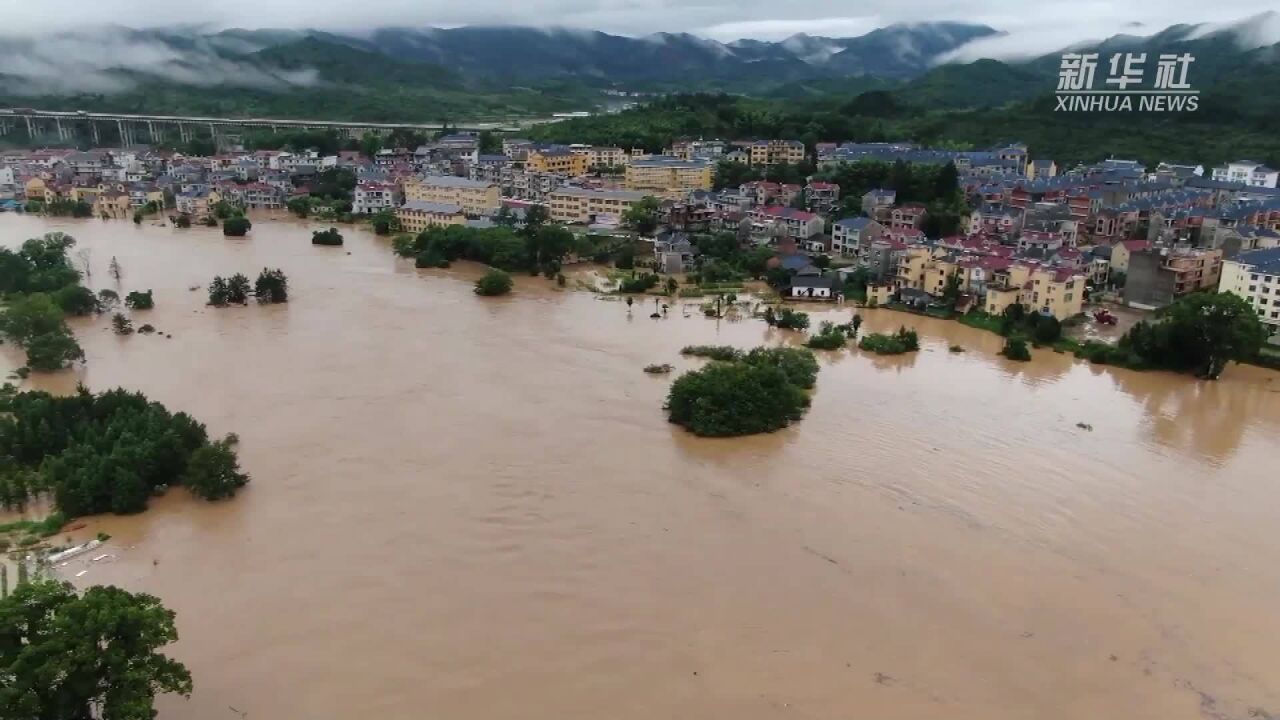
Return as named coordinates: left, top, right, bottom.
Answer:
left=546, top=187, right=649, bottom=224
left=396, top=201, right=466, bottom=233
left=353, top=181, right=399, bottom=215
left=239, top=183, right=285, bottom=210
left=93, top=190, right=132, bottom=219
left=1219, top=247, right=1280, bottom=332
left=569, top=145, right=629, bottom=170
left=749, top=206, right=823, bottom=242
left=403, top=176, right=500, bottom=216
left=983, top=264, right=1086, bottom=320
left=175, top=189, right=221, bottom=217
left=1108, top=239, right=1150, bottom=274
left=744, top=140, right=805, bottom=166
left=861, top=188, right=896, bottom=217
left=831, top=217, right=884, bottom=257
left=624, top=157, right=712, bottom=197
left=1124, top=246, right=1223, bottom=309
left=667, top=140, right=726, bottom=162
left=526, top=147, right=589, bottom=176
left=805, top=181, right=840, bottom=213
left=889, top=203, right=927, bottom=231
left=1211, top=160, right=1279, bottom=189
left=1025, top=159, right=1057, bottom=180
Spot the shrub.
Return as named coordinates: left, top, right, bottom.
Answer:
left=312, top=227, right=344, bottom=246
left=665, top=360, right=810, bottom=437
left=805, top=321, right=847, bottom=350
left=174, top=214, right=192, bottom=229
left=1001, top=336, right=1032, bottom=361
left=125, top=290, right=154, bottom=310
left=765, top=306, right=810, bottom=331
left=111, top=313, right=134, bottom=335
left=859, top=326, right=920, bottom=355
left=681, top=345, right=744, bottom=362
left=254, top=269, right=289, bottom=303
left=222, top=216, right=251, bottom=237
left=618, top=273, right=660, bottom=294
left=474, top=268, right=513, bottom=296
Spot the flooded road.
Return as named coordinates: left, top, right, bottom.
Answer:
left=3, top=213, right=1280, bottom=720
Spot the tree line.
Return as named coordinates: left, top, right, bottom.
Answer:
left=0, top=384, right=248, bottom=516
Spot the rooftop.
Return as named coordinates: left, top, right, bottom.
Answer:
left=415, top=175, right=494, bottom=190
left=1231, top=247, right=1280, bottom=274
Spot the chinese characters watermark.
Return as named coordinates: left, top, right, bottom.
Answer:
left=1055, top=52, right=1197, bottom=112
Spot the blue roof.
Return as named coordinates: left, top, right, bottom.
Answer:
left=779, top=255, right=812, bottom=271
left=1234, top=247, right=1280, bottom=274
left=834, top=217, right=873, bottom=230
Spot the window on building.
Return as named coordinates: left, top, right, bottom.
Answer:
left=1250, top=285, right=1258, bottom=292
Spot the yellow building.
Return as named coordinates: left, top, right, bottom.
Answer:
left=526, top=149, right=589, bottom=176
left=982, top=264, right=1084, bottom=320
left=570, top=145, right=629, bottom=169
left=624, top=157, right=712, bottom=197
left=894, top=247, right=935, bottom=291
left=547, top=187, right=649, bottom=224
left=396, top=201, right=466, bottom=233
left=1109, top=239, right=1150, bottom=274
left=94, top=191, right=133, bottom=218
left=71, top=186, right=101, bottom=204
left=24, top=177, right=49, bottom=203
left=865, top=282, right=894, bottom=306
left=746, top=140, right=805, bottom=166
left=404, top=176, right=500, bottom=216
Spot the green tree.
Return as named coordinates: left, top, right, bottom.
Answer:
left=665, top=348, right=817, bottom=437
left=286, top=197, right=311, bottom=218
left=622, top=196, right=660, bottom=236
left=0, top=580, right=193, bottom=720
left=369, top=210, right=398, bottom=236
left=111, top=312, right=134, bottom=335
left=474, top=268, right=513, bottom=296
left=53, top=285, right=98, bottom=316
left=222, top=216, right=251, bottom=237
left=522, top=204, right=550, bottom=234
left=312, top=227, right=344, bottom=246
left=494, top=206, right=517, bottom=228
left=125, top=290, right=154, bottom=310
left=478, top=130, right=502, bottom=155
left=940, top=270, right=963, bottom=306
left=207, top=276, right=229, bottom=307
left=212, top=200, right=239, bottom=220
left=182, top=438, right=249, bottom=501
left=97, top=289, right=120, bottom=310
left=359, top=131, right=384, bottom=159
left=1002, top=336, right=1032, bottom=361
left=22, top=328, right=84, bottom=371
left=226, top=274, right=251, bottom=304
left=254, top=269, right=289, bottom=304
left=1125, top=291, right=1268, bottom=379
left=174, top=214, right=192, bottom=229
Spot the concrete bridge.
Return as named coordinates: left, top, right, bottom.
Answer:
left=0, top=108, right=531, bottom=146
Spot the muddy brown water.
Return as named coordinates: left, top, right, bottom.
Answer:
left=3, top=213, right=1279, bottom=720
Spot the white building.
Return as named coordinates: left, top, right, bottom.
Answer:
left=353, top=182, right=397, bottom=215
left=1211, top=161, right=1280, bottom=189
left=1219, top=247, right=1280, bottom=332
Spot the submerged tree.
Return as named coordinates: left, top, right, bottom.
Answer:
left=254, top=268, right=289, bottom=303
left=111, top=312, right=134, bottom=335
left=0, top=580, right=193, bottom=719
left=207, top=276, right=230, bottom=307
left=226, top=273, right=251, bottom=304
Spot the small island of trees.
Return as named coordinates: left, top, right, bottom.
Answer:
left=312, top=227, right=344, bottom=246
left=475, top=268, right=514, bottom=296
left=222, top=216, right=252, bottom=237
left=0, top=385, right=249, bottom=516
left=666, top=346, right=819, bottom=437
left=208, top=270, right=289, bottom=305
left=858, top=326, right=920, bottom=355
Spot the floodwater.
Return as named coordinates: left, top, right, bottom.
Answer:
left=3, top=213, right=1280, bottom=720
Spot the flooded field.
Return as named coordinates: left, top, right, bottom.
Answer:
left=3, top=213, right=1279, bottom=720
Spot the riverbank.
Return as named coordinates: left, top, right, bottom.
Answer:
left=3, top=214, right=1279, bottom=720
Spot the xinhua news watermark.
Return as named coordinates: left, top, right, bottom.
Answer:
left=1056, top=52, right=1197, bottom=112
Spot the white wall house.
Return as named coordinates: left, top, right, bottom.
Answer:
left=1220, top=247, right=1280, bottom=332
left=1211, top=161, right=1280, bottom=189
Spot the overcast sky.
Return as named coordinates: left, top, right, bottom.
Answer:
left=1, top=0, right=1278, bottom=57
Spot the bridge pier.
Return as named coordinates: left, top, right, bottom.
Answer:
left=91, top=122, right=100, bottom=144
left=24, top=116, right=33, bottom=138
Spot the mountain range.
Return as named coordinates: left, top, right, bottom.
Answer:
left=0, top=15, right=1279, bottom=122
